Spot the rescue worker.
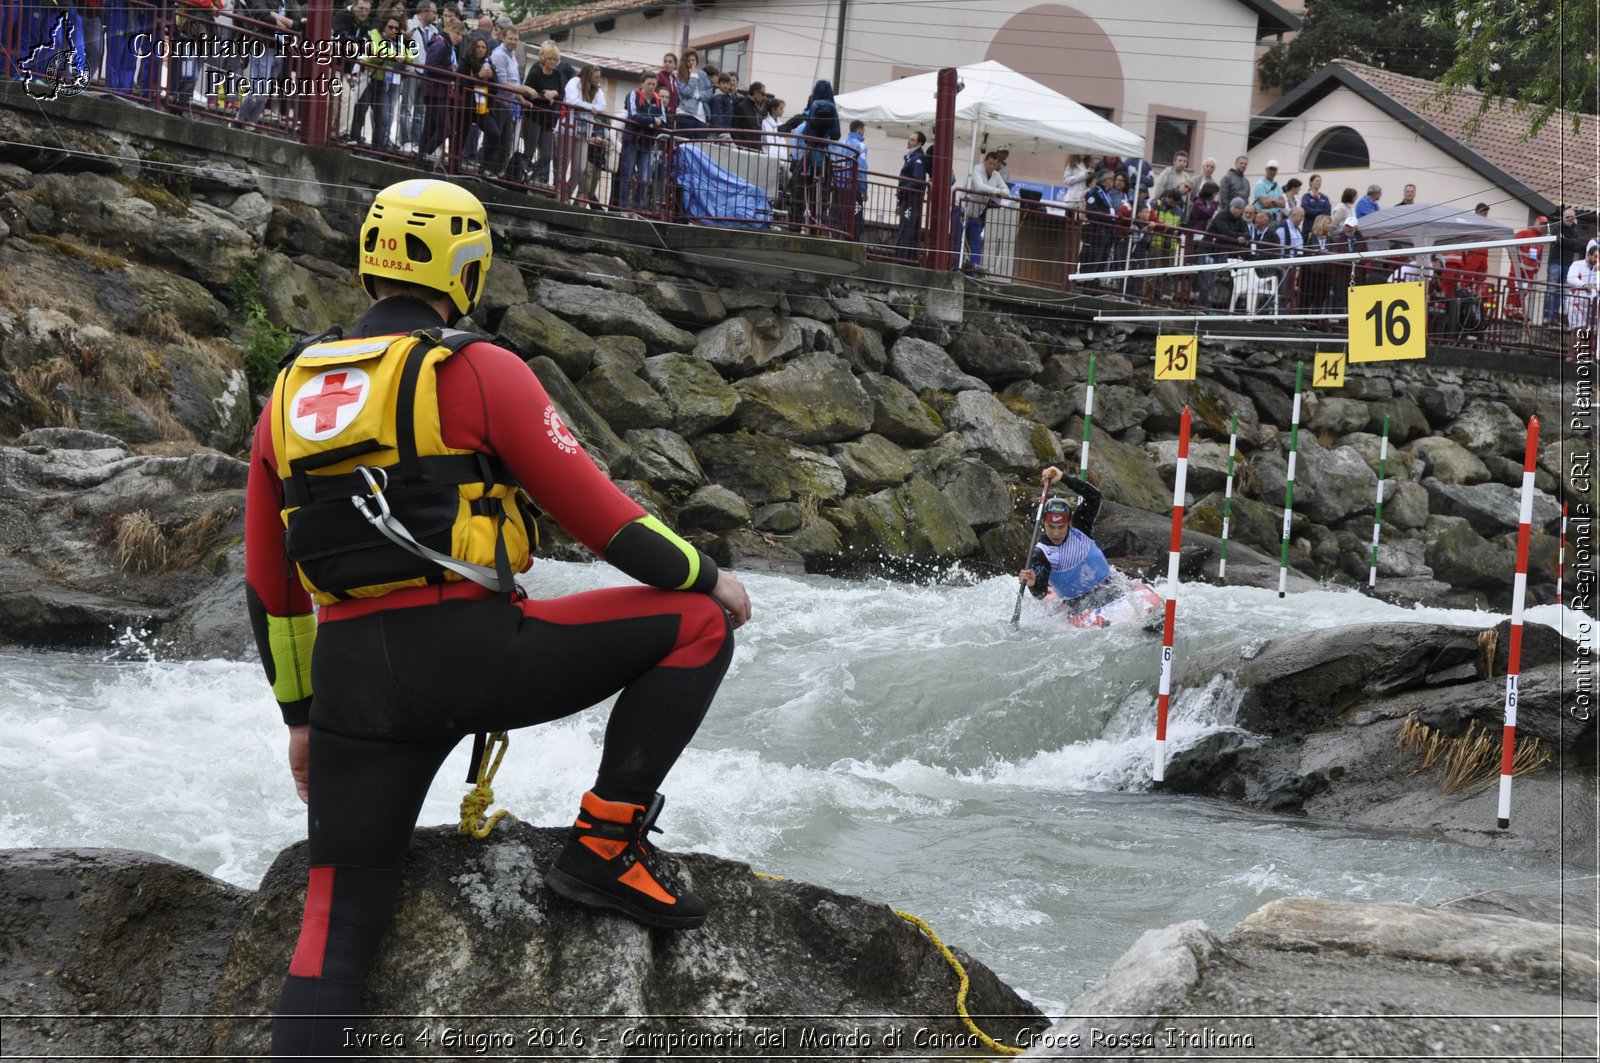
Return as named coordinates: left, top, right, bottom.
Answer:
left=1017, top=466, right=1109, bottom=604
left=245, top=178, right=751, bottom=1058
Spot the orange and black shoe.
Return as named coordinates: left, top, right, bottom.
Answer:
left=545, top=791, right=708, bottom=929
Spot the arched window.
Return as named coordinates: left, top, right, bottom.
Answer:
left=1305, top=127, right=1370, bottom=169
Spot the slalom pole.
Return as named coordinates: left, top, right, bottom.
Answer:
left=1498, top=415, right=1540, bottom=829
left=1277, top=361, right=1304, bottom=599
left=1079, top=354, right=1097, bottom=477
left=1010, top=476, right=1052, bottom=628
left=1153, top=406, right=1191, bottom=784
left=1218, top=411, right=1238, bottom=580
left=1367, top=414, right=1391, bottom=589
left=1557, top=499, right=1568, bottom=604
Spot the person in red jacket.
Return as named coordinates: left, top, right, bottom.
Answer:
left=246, top=178, right=751, bottom=1059
left=1506, top=215, right=1546, bottom=320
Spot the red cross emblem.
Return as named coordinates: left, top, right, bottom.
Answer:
left=290, top=368, right=371, bottom=440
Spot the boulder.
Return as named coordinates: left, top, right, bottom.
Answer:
left=1422, top=516, right=1516, bottom=594
left=1079, top=383, right=1149, bottom=434
left=783, top=513, right=844, bottom=565
left=830, top=433, right=914, bottom=492
left=1407, top=436, right=1490, bottom=485
left=1447, top=399, right=1529, bottom=456
left=1305, top=394, right=1372, bottom=436
left=1298, top=436, right=1379, bottom=526
left=751, top=501, right=803, bottom=533
left=621, top=428, right=705, bottom=492
left=1365, top=395, right=1432, bottom=443
left=1338, top=431, right=1423, bottom=481
left=733, top=353, right=875, bottom=444
left=643, top=278, right=726, bottom=325
left=96, top=266, right=230, bottom=338
left=676, top=484, right=749, bottom=531
left=640, top=354, right=740, bottom=437
left=840, top=476, right=979, bottom=563
left=861, top=372, right=945, bottom=446
left=1036, top=349, right=1133, bottom=389
left=693, top=316, right=780, bottom=377
left=1382, top=479, right=1431, bottom=530
left=1422, top=478, right=1561, bottom=537
left=836, top=320, right=887, bottom=374
left=151, top=200, right=257, bottom=291
left=475, top=256, right=531, bottom=323
left=693, top=434, right=846, bottom=504
left=1068, top=422, right=1176, bottom=516
left=1417, top=382, right=1467, bottom=427
left=591, top=334, right=647, bottom=373
left=497, top=301, right=597, bottom=381
left=1147, top=439, right=1232, bottom=497
left=887, top=336, right=987, bottom=393
left=1188, top=376, right=1263, bottom=446
left=162, top=345, right=253, bottom=453
left=1373, top=535, right=1432, bottom=579
left=707, top=527, right=807, bottom=572
left=1186, top=491, right=1294, bottom=560
left=265, top=201, right=346, bottom=260
left=534, top=280, right=695, bottom=353
left=1000, top=380, right=1072, bottom=429
left=947, top=325, right=1041, bottom=383
left=226, top=192, right=272, bottom=243
left=524, top=357, right=632, bottom=478
left=255, top=251, right=369, bottom=337
left=944, top=390, right=1060, bottom=471
left=939, top=459, right=1013, bottom=528
left=580, top=363, right=673, bottom=431
left=829, top=291, right=909, bottom=336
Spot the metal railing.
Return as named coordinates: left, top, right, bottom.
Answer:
left=2, top=6, right=1576, bottom=357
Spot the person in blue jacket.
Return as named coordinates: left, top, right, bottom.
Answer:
left=1018, top=466, right=1110, bottom=603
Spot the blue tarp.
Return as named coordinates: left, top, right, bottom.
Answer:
left=675, top=144, right=770, bottom=229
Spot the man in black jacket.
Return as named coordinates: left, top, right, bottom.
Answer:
left=1549, top=206, right=1584, bottom=324
left=895, top=130, right=927, bottom=261
left=1202, top=197, right=1248, bottom=307
left=730, top=80, right=763, bottom=148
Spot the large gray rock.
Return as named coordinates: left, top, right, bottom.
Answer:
left=693, top=434, right=846, bottom=504
left=830, top=433, right=914, bottom=492
left=829, top=291, right=909, bottom=336
left=1422, top=478, right=1561, bottom=537
left=1365, top=394, right=1432, bottom=443
left=640, top=354, right=740, bottom=437
left=945, top=390, right=1061, bottom=471
left=1382, top=478, right=1431, bottom=530
left=675, top=483, right=749, bottom=531
left=1339, top=431, right=1423, bottom=481
left=580, top=363, right=674, bottom=431
left=1146, top=439, right=1232, bottom=497
left=265, top=201, right=346, bottom=260
left=836, top=320, right=888, bottom=374
left=475, top=255, right=531, bottom=322
left=255, top=251, right=369, bottom=337
left=1423, top=514, right=1516, bottom=593
left=1305, top=394, right=1372, bottom=435
left=1078, top=383, right=1148, bottom=434
left=96, top=265, right=230, bottom=338
left=1448, top=399, right=1530, bottom=457
left=1000, top=379, right=1073, bottom=429
left=534, top=280, right=696, bottom=353
left=887, top=336, right=987, bottom=393
left=840, top=476, right=979, bottom=563
left=732, top=353, right=874, bottom=444
left=1023, top=898, right=1595, bottom=1060
left=0, top=828, right=1046, bottom=1057
left=163, top=345, right=253, bottom=453
left=622, top=428, right=705, bottom=491
left=947, top=325, right=1041, bottom=383
left=861, top=372, right=945, bottom=446
left=692, top=315, right=787, bottom=377
left=1408, top=435, right=1490, bottom=485
left=940, top=459, right=1013, bottom=528
left=497, top=301, right=596, bottom=381
left=643, top=278, right=726, bottom=325
left=153, top=200, right=257, bottom=290
left=1297, top=436, right=1379, bottom=526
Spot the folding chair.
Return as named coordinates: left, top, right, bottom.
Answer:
left=1228, top=261, right=1280, bottom=314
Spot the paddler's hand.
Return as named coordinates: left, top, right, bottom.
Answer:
left=288, top=724, right=310, bottom=804
left=1041, top=466, right=1063, bottom=486
left=1019, top=569, right=1036, bottom=587
left=712, top=569, right=752, bottom=629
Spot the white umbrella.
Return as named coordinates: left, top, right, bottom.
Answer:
left=834, top=59, right=1144, bottom=158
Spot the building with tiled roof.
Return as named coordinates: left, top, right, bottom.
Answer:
left=1249, top=59, right=1600, bottom=225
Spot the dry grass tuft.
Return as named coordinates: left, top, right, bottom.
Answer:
left=798, top=493, right=820, bottom=527
left=168, top=505, right=238, bottom=569
left=1397, top=713, right=1550, bottom=796
left=114, top=510, right=169, bottom=573
left=132, top=308, right=187, bottom=345
left=1478, top=627, right=1498, bottom=679
left=1234, top=457, right=1259, bottom=497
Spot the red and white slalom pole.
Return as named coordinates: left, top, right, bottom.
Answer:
left=1498, top=415, right=1539, bottom=829
left=1153, top=406, right=1191, bottom=783
left=1557, top=499, right=1568, bottom=604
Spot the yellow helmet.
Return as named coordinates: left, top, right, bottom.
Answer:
left=358, top=179, right=493, bottom=317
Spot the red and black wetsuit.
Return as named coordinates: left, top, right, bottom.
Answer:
left=245, top=297, right=734, bottom=1058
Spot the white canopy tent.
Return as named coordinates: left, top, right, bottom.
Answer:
left=833, top=60, right=1144, bottom=159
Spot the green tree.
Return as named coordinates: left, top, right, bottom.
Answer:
left=1258, top=0, right=1457, bottom=92
left=1422, top=0, right=1599, bottom=136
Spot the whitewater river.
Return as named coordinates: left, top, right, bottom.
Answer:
left=0, top=562, right=1584, bottom=1014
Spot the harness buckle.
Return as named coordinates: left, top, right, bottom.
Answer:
left=350, top=465, right=392, bottom=522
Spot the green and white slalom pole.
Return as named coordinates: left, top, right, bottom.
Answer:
left=1079, top=354, right=1097, bottom=477
left=1218, top=411, right=1238, bottom=580
left=1498, top=415, right=1540, bottom=829
left=1367, top=413, right=1391, bottom=589
left=1153, top=406, right=1192, bottom=784
left=1277, top=361, right=1304, bottom=599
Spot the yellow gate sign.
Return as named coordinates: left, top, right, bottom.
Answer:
left=1154, top=334, right=1198, bottom=380
left=1348, top=281, right=1426, bottom=362
left=1313, top=351, right=1347, bottom=388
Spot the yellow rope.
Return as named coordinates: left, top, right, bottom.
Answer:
left=893, top=909, right=1023, bottom=1056
left=458, top=731, right=517, bottom=838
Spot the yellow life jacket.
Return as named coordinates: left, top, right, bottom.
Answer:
left=270, top=328, right=533, bottom=605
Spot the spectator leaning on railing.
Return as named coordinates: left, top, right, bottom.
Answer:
left=958, top=150, right=1010, bottom=275
left=350, top=11, right=409, bottom=150
left=417, top=14, right=462, bottom=164
left=520, top=39, right=567, bottom=183
left=1566, top=245, right=1599, bottom=342
left=331, top=0, right=374, bottom=141
left=399, top=0, right=438, bottom=152
left=760, top=97, right=786, bottom=160
left=620, top=71, right=667, bottom=212
left=1202, top=196, right=1247, bottom=307
left=676, top=48, right=712, bottom=134
left=563, top=62, right=607, bottom=203
left=707, top=69, right=733, bottom=129
left=843, top=118, right=868, bottom=238
left=1550, top=206, right=1583, bottom=324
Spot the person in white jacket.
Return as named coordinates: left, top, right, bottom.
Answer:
left=1567, top=244, right=1600, bottom=337
left=1062, top=154, right=1091, bottom=211
left=959, top=151, right=1011, bottom=273
left=562, top=63, right=608, bottom=203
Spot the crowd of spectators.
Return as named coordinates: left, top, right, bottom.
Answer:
left=5, top=0, right=1591, bottom=338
